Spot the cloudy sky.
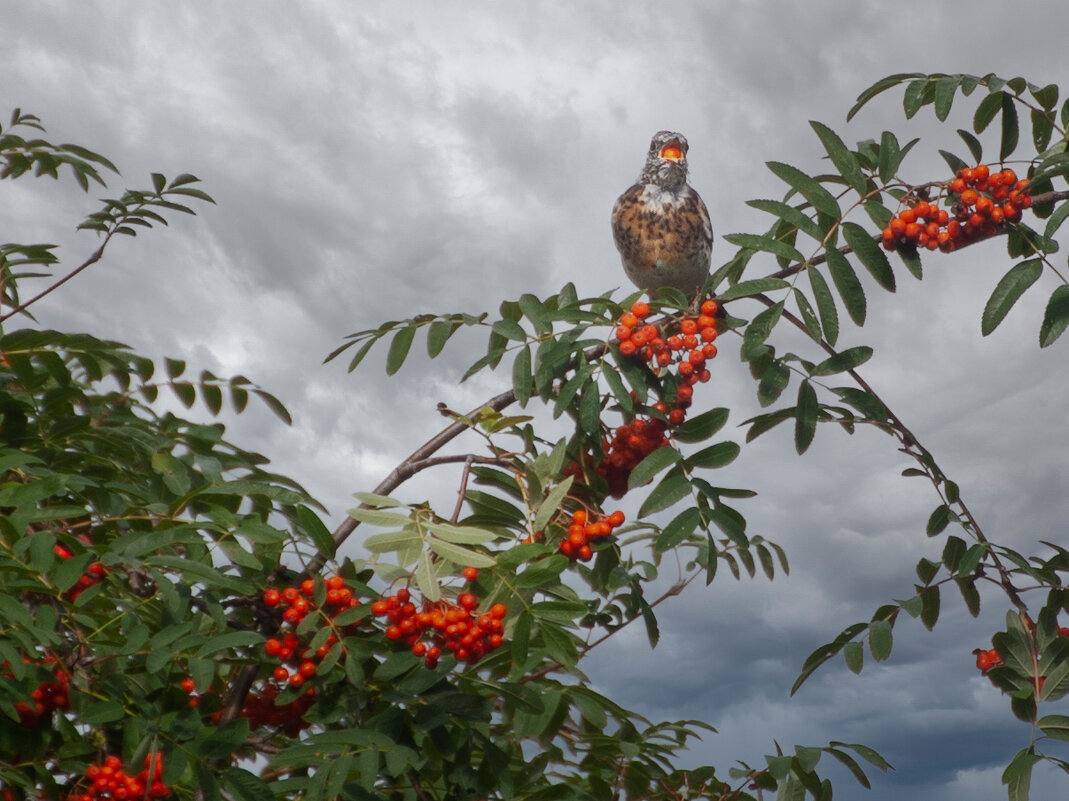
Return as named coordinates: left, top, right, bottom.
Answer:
left=7, top=2, right=1069, bottom=798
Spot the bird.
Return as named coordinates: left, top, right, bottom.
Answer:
left=611, top=131, right=713, bottom=297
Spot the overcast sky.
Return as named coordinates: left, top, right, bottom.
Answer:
left=7, top=2, right=1069, bottom=799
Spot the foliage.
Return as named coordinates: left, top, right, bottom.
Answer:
left=1, top=69, right=1069, bottom=801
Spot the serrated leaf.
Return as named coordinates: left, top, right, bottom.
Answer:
left=809, top=346, right=872, bottom=376
left=386, top=326, right=416, bottom=375
left=638, top=472, right=692, bottom=517
left=842, top=222, right=895, bottom=292
left=722, top=233, right=803, bottom=263
left=811, top=120, right=866, bottom=195
left=868, top=619, right=892, bottom=661
left=974, top=91, right=1003, bottom=133
left=746, top=199, right=825, bottom=241
left=512, top=343, right=533, bottom=405
left=672, top=407, right=729, bottom=442
left=1039, top=285, right=1069, bottom=347
left=428, top=536, right=496, bottom=568
left=686, top=441, right=740, bottom=470
left=717, top=277, right=791, bottom=301
left=825, top=248, right=866, bottom=325
left=794, top=380, right=817, bottom=455
left=1002, top=747, right=1037, bottom=801
left=628, top=446, right=681, bottom=489
left=766, top=161, right=841, bottom=219
left=1000, top=92, right=1020, bottom=160
left=843, top=641, right=863, bottom=674
left=982, top=259, right=1043, bottom=336
left=656, top=506, right=702, bottom=553
left=933, top=75, right=959, bottom=121
left=533, top=476, right=574, bottom=533
left=807, top=267, right=839, bottom=346
left=297, top=504, right=336, bottom=559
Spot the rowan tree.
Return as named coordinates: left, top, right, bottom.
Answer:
left=2, top=71, right=1069, bottom=801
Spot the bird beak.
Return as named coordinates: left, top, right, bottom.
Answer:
left=659, top=140, right=684, bottom=161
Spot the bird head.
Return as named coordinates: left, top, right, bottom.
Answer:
left=640, top=131, right=690, bottom=188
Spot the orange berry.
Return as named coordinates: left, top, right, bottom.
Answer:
left=264, top=589, right=281, bottom=607
left=904, top=222, right=922, bottom=240
left=700, top=299, right=718, bottom=315
left=974, top=164, right=989, bottom=181
left=607, top=510, right=625, bottom=527
left=490, top=603, right=507, bottom=619
left=618, top=340, right=637, bottom=357
left=951, top=177, right=966, bottom=193
left=300, top=579, right=316, bottom=596
left=631, top=301, right=650, bottom=318
left=960, top=189, right=978, bottom=207
left=463, top=567, right=478, bottom=581
left=680, top=319, right=698, bottom=335
left=700, top=326, right=718, bottom=343
left=577, top=544, right=593, bottom=561
left=898, top=208, right=915, bottom=224
left=615, top=324, right=632, bottom=341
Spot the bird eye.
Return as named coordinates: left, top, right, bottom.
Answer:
left=660, top=146, right=682, bottom=161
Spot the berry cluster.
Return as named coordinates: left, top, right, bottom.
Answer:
left=882, top=165, right=1031, bottom=253
left=371, top=586, right=507, bottom=669
left=580, top=298, right=719, bottom=499
left=557, top=508, right=625, bottom=561
left=3, top=655, right=69, bottom=728
left=68, top=753, right=169, bottom=800
left=615, top=299, right=719, bottom=391
left=262, top=575, right=361, bottom=689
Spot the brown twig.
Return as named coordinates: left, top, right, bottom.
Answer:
left=0, top=236, right=112, bottom=323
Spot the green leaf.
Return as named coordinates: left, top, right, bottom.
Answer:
left=902, top=77, right=930, bottom=118
left=427, top=318, right=458, bottom=357
left=919, top=585, right=940, bottom=630
left=1037, top=714, right=1069, bottom=742
left=672, top=407, right=729, bottom=442
left=628, top=446, right=681, bottom=489
left=843, top=641, right=863, bottom=674
left=957, top=128, right=983, bottom=163
left=1039, top=285, right=1069, bottom=347
left=807, top=267, right=839, bottom=346
left=297, top=504, right=336, bottom=560
left=868, top=619, right=892, bottom=661
left=794, top=380, right=817, bottom=455
left=722, top=233, right=803, bottom=263
left=1000, top=91, right=1020, bottom=160
left=386, top=326, right=416, bottom=375
left=810, top=120, right=866, bottom=195
left=974, top=91, right=1003, bottom=133
left=746, top=199, right=825, bottom=241
left=932, top=75, right=959, bottom=121
left=717, top=277, right=791, bottom=301
left=842, top=222, right=895, bottom=292
left=766, top=161, right=841, bottom=219
left=825, top=248, right=866, bottom=326
left=686, top=441, right=740, bottom=470
left=533, top=476, right=574, bottom=533
left=427, top=536, right=496, bottom=568
left=1001, top=747, right=1037, bottom=801
left=196, top=631, right=263, bottom=658
left=656, top=506, right=702, bottom=553
left=809, top=346, right=872, bottom=376
left=638, top=472, right=692, bottom=517
left=982, top=259, right=1043, bottom=336
left=926, top=504, right=951, bottom=536
left=513, top=344, right=533, bottom=406
left=848, top=73, right=918, bottom=121
left=493, top=319, right=527, bottom=342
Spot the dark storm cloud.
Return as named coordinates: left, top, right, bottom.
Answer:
left=6, top=2, right=1069, bottom=800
